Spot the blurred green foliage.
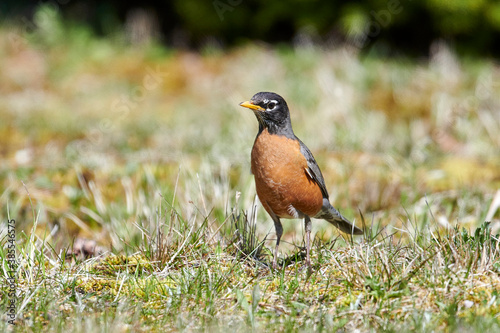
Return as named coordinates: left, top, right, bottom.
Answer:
left=1, top=0, right=500, bottom=56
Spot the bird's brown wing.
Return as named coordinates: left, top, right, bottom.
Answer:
left=297, top=137, right=329, bottom=199
left=297, top=138, right=363, bottom=235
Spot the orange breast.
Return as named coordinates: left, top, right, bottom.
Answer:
left=251, top=129, right=323, bottom=219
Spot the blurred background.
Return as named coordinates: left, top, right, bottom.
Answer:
left=1, top=0, right=499, bottom=253
left=3, top=0, right=500, bottom=56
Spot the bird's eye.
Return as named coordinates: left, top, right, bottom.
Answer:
left=267, top=102, right=277, bottom=110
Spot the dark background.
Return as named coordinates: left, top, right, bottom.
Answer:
left=2, top=0, right=500, bottom=57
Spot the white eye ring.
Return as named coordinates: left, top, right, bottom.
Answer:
left=267, top=100, right=278, bottom=111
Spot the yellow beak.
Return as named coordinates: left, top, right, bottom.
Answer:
left=239, top=101, right=265, bottom=111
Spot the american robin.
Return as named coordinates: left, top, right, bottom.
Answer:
left=239, top=92, right=363, bottom=269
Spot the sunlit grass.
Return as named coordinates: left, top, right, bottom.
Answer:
left=2, top=192, right=500, bottom=331
left=0, top=10, right=500, bottom=331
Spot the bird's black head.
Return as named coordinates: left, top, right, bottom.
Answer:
left=239, top=92, right=294, bottom=137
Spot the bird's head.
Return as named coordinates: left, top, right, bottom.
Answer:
left=239, top=92, right=293, bottom=135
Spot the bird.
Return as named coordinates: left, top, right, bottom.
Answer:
left=239, top=92, right=363, bottom=270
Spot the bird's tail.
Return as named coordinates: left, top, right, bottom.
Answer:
left=316, top=201, right=363, bottom=235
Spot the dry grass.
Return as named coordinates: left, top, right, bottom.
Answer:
left=1, top=9, right=500, bottom=331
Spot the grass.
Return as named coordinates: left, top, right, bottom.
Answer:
left=1, top=8, right=500, bottom=331
left=3, top=198, right=500, bottom=331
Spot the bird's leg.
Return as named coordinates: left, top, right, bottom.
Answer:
left=304, top=216, right=312, bottom=270
left=272, top=216, right=283, bottom=269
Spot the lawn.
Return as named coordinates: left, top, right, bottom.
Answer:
left=1, top=13, right=500, bottom=332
